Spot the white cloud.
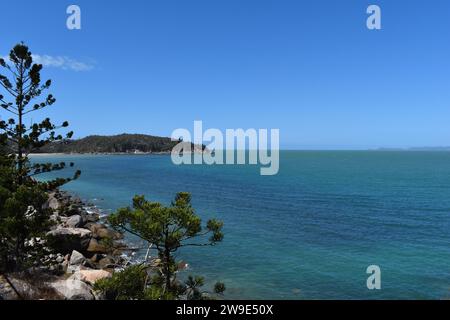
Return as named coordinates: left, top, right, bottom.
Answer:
left=32, top=54, right=94, bottom=71
left=1, top=54, right=94, bottom=72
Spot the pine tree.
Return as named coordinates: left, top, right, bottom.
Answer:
left=0, top=43, right=80, bottom=271
left=0, top=43, right=80, bottom=187
left=106, top=192, right=224, bottom=299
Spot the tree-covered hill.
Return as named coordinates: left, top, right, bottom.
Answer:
left=35, top=134, right=181, bottom=154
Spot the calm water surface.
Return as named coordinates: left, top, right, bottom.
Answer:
left=32, top=151, right=450, bottom=299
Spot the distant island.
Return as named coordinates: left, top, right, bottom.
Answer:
left=33, top=134, right=199, bottom=154
left=374, top=147, right=450, bottom=151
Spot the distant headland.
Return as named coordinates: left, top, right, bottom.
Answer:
left=33, top=134, right=201, bottom=154
left=373, top=147, right=450, bottom=151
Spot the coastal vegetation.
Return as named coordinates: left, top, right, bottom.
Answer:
left=0, top=43, right=79, bottom=273
left=95, top=193, right=225, bottom=300
left=0, top=43, right=225, bottom=300
left=36, top=134, right=180, bottom=154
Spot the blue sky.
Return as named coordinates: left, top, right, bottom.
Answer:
left=1, top=0, right=450, bottom=149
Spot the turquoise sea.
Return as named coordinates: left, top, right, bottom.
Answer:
left=33, top=151, right=450, bottom=299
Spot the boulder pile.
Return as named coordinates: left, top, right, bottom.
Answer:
left=0, top=191, right=131, bottom=300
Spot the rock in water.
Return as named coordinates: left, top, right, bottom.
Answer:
left=50, top=279, right=94, bottom=300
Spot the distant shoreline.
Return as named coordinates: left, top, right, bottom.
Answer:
left=29, top=149, right=450, bottom=156
left=29, top=152, right=170, bottom=157
left=29, top=150, right=213, bottom=156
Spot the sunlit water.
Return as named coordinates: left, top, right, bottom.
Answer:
left=32, top=151, right=450, bottom=299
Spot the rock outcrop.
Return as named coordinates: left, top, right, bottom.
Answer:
left=0, top=275, right=20, bottom=300
left=46, top=227, right=92, bottom=254
left=70, top=269, right=112, bottom=285
left=50, top=279, right=94, bottom=300
left=66, top=215, right=84, bottom=228
left=1, top=191, right=130, bottom=300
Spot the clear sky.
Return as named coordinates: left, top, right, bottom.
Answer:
left=1, top=0, right=449, bottom=149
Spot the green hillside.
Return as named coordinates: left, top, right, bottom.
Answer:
left=36, top=134, right=180, bottom=154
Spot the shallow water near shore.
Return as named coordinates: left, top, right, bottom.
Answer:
left=32, top=151, right=450, bottom=299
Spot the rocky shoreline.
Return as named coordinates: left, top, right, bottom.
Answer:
left=0, top=190, right=133, bottom=300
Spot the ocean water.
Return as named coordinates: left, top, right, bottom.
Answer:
left=32, top=151, right=450, bottom=299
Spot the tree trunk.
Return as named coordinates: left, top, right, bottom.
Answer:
left=164, top=248, right=171, bottom=293
left=17, top=61, right=24, bottom=183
